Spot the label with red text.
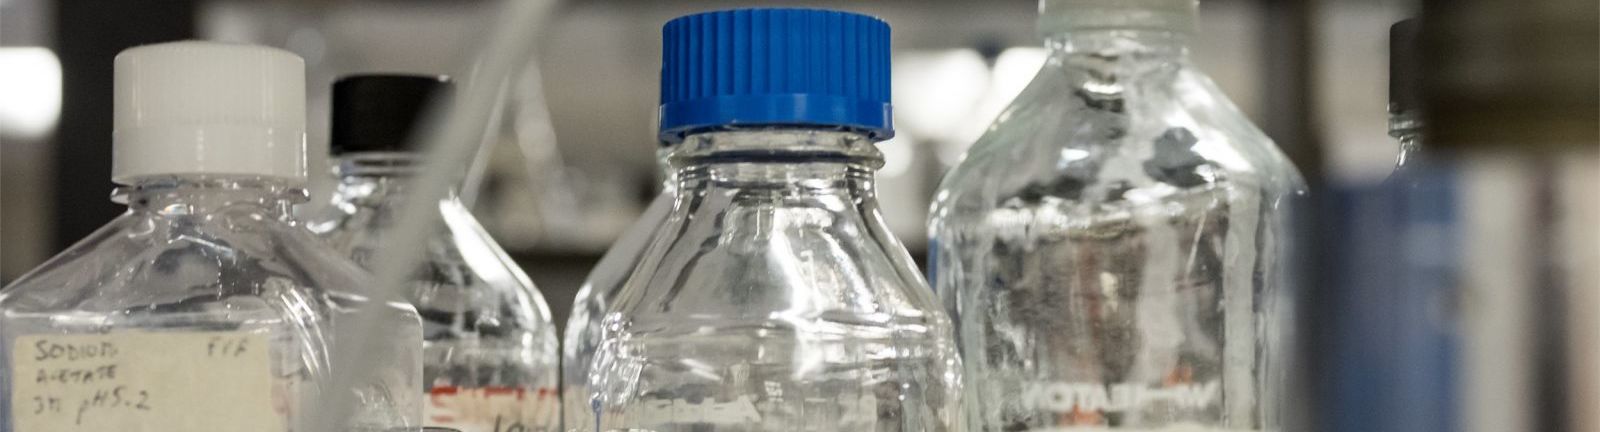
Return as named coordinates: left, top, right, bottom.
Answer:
left=426, top=385, right=559, bottom=432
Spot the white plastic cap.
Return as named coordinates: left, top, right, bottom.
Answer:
left=1039, top=0, right=1200, bottom=35
left=113, top=41, right=306, bottom=184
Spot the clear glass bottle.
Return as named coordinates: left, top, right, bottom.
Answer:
left=589, top=129, right=962, bottom=432
left=306, top=76, right=560, bottom=432
left=561, top=146, right=673, bottom=430
left=0, top=42, right=422, bottom=432
left=927, top=1, right=1306, bottom=430
left=581, top=8, right=962, bottom=432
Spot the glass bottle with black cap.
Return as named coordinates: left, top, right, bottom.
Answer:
left=306, top=74, right=560, bottom=432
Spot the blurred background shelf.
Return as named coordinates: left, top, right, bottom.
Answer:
left=4, top=1, right=1598, bottom=431
left=0, top=0, right=1449, bottom=340
left=1, top=0, right=1420, bottom=330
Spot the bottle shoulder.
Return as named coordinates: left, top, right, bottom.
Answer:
left=562, top=192, right=674, bottom=355
left=608, top=197, right=944, bottom=336
left=605, top=317, right=955, bottom=352
left=0, top=211, right=395, bottom=317
left=932, top=65, right=1304, bottom=219
left=306, top=203, right=553, bottom=350
left=569, top=192, right=674, bottom=313
left=312, top=197, right=547, bottom=297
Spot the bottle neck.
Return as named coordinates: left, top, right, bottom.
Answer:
left=330, top=152, right=462, bottom=215
left=655, top=145, right=678, bottom=192
left=1045, top=29, right=1190, bottom=63
left=1390, top=109, right=1426, bottom=168
left=1036, top=30, right=1190, bottom=106
left=118, top=176, right=305, bottom=218
left=669, top=129, right=884, bottom=195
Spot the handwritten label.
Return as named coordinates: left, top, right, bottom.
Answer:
left=11, top=331, right=282, bottom=432
left=426, top=386, right=559, bottom=432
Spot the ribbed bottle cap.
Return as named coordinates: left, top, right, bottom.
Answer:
left=113, top=41, right=306, bottom=184
left=330, top=74, right=452, bottom=155
left=1038, top=0, right=1200, bottom=35
left=658, top=8, right=893, bottom=143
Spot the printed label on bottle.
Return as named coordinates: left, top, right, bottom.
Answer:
left=426, top=385, right=558, bottom=432
left=1022, top=381, right=1222, bottom=413
left=10, top=331, right=281, bottom=432
left=619, top=392, right=879, bottom=426
left=1027, top=426, right=1255, bottom=432
left=1014, top=381, right=1244, bottom=432
left=628, top=396, right=764, bottom=424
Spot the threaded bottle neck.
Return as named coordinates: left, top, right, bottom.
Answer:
left=119, top=176, right=304, bottom=218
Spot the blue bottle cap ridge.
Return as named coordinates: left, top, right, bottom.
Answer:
left=659, top=8, right=894, bottom=143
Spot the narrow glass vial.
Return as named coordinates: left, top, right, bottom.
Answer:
left=582, top=9, right=962, bottom=432
left=306, top=76, right=560, bottom=432
left=0, top=42, right=422, bottom=432
left=1316, top=20, right=1458, bottom=432
left=928, top=1, right=1306, bottom=430
left=1377, top=19, right=1459, bottom=432
left=1388, top=18, right=1427, bottom=175
left=561, top=147, right=673, bottom=430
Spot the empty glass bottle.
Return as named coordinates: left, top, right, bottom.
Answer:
left=561, top=146, right=673, bottom=430
left=0, top=42, right=422, bottom=432
left=580, top=8, right=962, bottom=432
left=305, top=75, right=560, bottom=432
left=928, top=1, right=1306, bottom=430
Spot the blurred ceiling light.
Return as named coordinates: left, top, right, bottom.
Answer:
left=878, top=133, right=916, bottom=178
left=955, top=47, right=1048, bottom=146
left=938, top=47, right=1050, bottom=165
left=890, top=47, right=1050, bottom=166
left=991, top=48, right=1049, bottom=105
left=0, top=47, right=63, bottom=138
left=892, top=49, right=989, bottom=145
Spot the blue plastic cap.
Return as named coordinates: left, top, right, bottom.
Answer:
left=659, top=8, right=893, bottom=143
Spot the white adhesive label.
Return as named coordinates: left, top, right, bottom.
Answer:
left=11, top=331, right=282, bottom=432
left=426, top=386, right=559, bottom=432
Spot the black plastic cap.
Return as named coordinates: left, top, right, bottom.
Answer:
left=1390, top=19, right=1421, bottom=113
left=330, top=74, right=451, bottom=154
